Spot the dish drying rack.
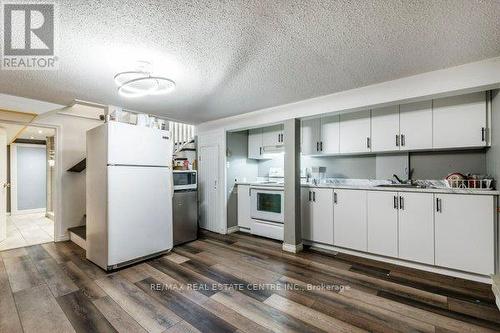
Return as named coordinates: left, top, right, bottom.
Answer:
left=446, top=178, right=493, bottom=190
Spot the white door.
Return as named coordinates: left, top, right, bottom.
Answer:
left=199, top=145, right=219, bottom=232
left=311, top=188, right=334, bottom=244
left=399, top=100, right=433, bottom=150
left=434, top=194, right=494, bottom=275
left=339, top=110, right=371, bottom=153
left=333, top=189, right=367, bottom=251
left=248, top=128, right=263, bottom=159
left=367, top=191, right=399, bottom=257
left=262, top=125, right=283, bottom=147
left=371, top=105, right=400, bottom=152
left=237, top=185, right=251, bottom=230
left=301, top=119, right=320, bottom=155
left=107, top=165, right=172, bottom=265
left=0, top=129, right=6, bottom=242
left=320, top=115, right=340, bottom=154
left=433, top=92, right=487, bottom=149
left=398, top=192, right=434, bottom=265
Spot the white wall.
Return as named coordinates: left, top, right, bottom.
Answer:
left=14, top=145, right=47, bottom=211
left=35, top=106, right=103, bottom=240
left=197, top=56, right=500, bottom=233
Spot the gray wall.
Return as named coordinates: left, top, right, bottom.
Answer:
left=17, top=145, right=47, bottom=210
left=257, top=150, right=487, bottom=180
left=226, top=131, right=258, bottom=228
left=411, top=150, right=487, bottom=179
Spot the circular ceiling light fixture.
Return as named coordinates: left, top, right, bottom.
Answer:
left=114, top=61, right=175, bottom=98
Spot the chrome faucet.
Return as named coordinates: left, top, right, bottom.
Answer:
left=393, top=174, right=404, bottom=184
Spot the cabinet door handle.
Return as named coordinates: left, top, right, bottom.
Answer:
left=320, top=141, right=323, bottom=151
left=280, top=133, right=283, bottom=142
left=316, top=142, right=319, bottom=152
left=333, top=192, right=337, bottom=204
left=436, top=198, right=441, bottom=212
left=313, top=191, right=316, bottom=202
left=259, top=147, right=262, bottom=155
left=399, top=196, right=404, bottom=210
left=481, top=127, right=486, bottom=142
left=309, top=191, right=312, bottom=202
left=366, top=137, right=370, bottom=149
left=396, top=134, right=400, bottom=147
left=401, top=134, right=405, bottom=146
left=393, top=195, right=398, bottom=209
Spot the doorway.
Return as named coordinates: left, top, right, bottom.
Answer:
left=0, top=123, right=56, bottom=250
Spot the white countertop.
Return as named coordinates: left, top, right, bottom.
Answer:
left=236, top=181, right=500, bottom=195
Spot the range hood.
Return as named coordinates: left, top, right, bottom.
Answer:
left=262, top=144, right=284, bottom=158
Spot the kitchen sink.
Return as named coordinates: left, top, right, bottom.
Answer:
left=375, top=184, right=426, bottom=189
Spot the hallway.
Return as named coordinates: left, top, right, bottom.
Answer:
left=0, top=213, right=53, bottom=251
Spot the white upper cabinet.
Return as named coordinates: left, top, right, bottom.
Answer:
left=371, top=105, right=400, bottom=152
left=262, top=124, right=284, bottom=147
left=320, top=115, right=340, bottom=154
left=333, top=189, right=367, bottom=251
left=248, top=128, right=263, bottom=159
left=339, top=110, right=371, bottom=153
left=302, top=188, right=334, bottom=245
left=367, top=191, right=399, bottom=257
left=434, top=193, right=494, bottom=275
left=399, top=100, right=433, bottom=150
left=433, top=92, right=487, bottom=149
left=301, top=118, right=321, bottom=155
left=398, top=192, right=434, bottom=265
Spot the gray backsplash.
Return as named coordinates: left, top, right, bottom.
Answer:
left=410, top=150, right=487, bottom=179
left=257, top=150, right=487, bottom=180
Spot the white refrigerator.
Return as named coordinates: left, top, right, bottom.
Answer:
left=86, top=121, right=173, bottom=271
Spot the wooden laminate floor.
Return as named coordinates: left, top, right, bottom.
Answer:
left=1, top=230, right=500, bottom=333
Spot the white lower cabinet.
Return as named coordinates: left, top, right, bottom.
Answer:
left=333, top=189, right=367, bottom=251
left=434, top=194, right=494, bottom=275
left=237, top=185, right=252, bottom=230
left=301, top=188, right=334, bottom=245
left=398, top=192, right=435, bottom=265
left=367, top=191, right=399, bottom=257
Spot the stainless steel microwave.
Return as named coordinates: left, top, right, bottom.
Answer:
left=173, top=170, right=197, bottom=191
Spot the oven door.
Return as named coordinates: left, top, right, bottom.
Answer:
left=250, top=188, right=284, bottom=223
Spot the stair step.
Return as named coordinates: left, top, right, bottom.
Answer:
left=68, top=225, right=86, bottom=250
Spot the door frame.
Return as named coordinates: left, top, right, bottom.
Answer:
left=10, top=143, right=48, bottom=215
left=0, top=119, right=62, bottom=242
left=198, top=129, right=226, bottom=234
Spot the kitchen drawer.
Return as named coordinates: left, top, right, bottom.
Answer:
left=251, top=220, right=283, bottom=241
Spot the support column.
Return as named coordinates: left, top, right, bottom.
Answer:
left=283, top=118, right=302, bottom=253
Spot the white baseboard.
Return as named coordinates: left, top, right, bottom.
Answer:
left=282, top=243, right=303, bottom=253
left=69, top=232, right=86, bottom=250
left=55, top=234, right=70, bottom=242
left=304, top=240, right=491, bottom=284
left=227, top=226, right=240, bottom=234
left=11, top=208, right=46, bottom=215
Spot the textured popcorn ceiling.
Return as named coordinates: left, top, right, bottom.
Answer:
left=0, top=0, right=499, bottom=123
